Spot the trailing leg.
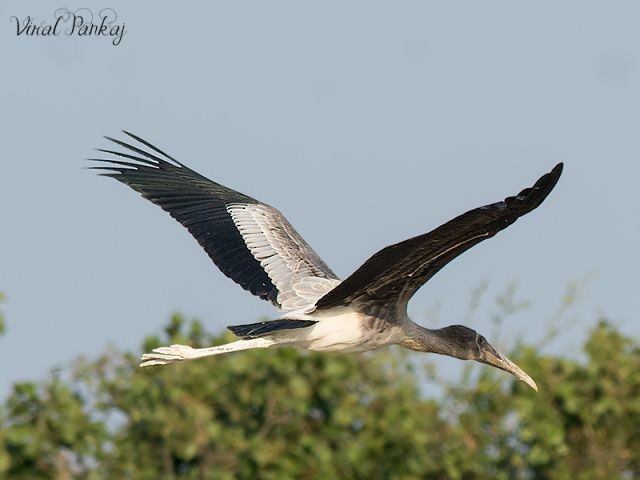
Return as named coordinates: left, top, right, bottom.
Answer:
left=139, top=337, right=275, bottom=367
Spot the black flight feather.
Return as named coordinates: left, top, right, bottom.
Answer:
left=89, top=131, right=280, bottom=305
left=315, top=163, right=563, bottom=311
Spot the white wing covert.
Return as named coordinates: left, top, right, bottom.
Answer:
left=228, top=203, right=341, bottom=311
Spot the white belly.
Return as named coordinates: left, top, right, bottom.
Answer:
left=284, top=307, right=401, bottom=353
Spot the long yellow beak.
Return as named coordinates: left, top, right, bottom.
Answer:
left=480, top=348, right=538, bottom=391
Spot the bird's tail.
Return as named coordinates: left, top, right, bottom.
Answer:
left=227, top=319, right=317, bottom=339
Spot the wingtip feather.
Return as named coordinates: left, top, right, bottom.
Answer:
left=550, top=162, right=563, bottom=180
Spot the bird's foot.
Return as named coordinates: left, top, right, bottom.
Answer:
left=139, top=344, right=196, bottom=368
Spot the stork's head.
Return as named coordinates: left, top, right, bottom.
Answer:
left=444, top=325, right=538, bottom=391
left=403, top=324, right=538, bottom=391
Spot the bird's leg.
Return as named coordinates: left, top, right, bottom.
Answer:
left=139, top=337, right=275, bottom=367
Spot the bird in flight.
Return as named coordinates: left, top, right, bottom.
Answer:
left=91, top=132, right=562, bottom=391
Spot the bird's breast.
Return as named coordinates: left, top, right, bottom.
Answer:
left=300, top=307, right=402, bottom=353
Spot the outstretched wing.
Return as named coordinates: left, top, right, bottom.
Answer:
left=91, top=131, right=340, bottom=312
left=315, top=163, right=563, bottom=311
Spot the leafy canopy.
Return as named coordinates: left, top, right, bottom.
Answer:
left=0, top=312, right=638, bottom=479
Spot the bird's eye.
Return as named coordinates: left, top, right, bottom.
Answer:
left=474, top=333, right=488, bottom=352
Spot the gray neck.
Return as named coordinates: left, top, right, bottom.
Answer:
left=400, top=322, right=460, bottom=358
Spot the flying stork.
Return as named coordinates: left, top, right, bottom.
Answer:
left=91, top=132, right=563, bottom=391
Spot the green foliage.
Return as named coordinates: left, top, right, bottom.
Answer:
left=0, top=315, right=638, bottom=479
left=0, top=377, right=106, bottom=479
left=438, top=320, right=640, bottom=479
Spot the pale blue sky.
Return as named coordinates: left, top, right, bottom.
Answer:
left=1, top=1, right=639, bottom=397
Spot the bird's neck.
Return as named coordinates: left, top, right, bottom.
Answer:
left=400, top=322, right=458, bottom=357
